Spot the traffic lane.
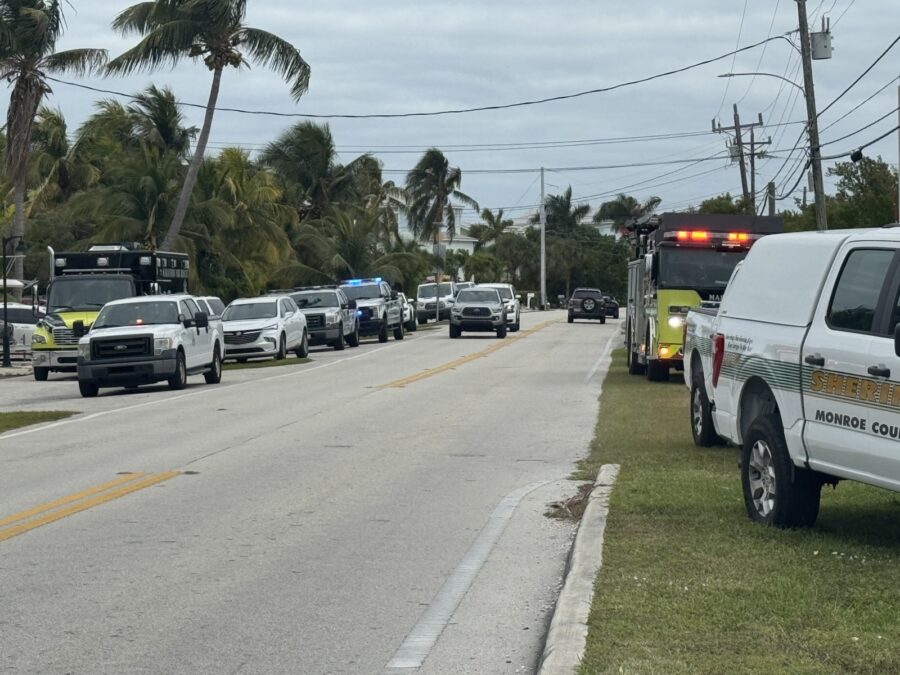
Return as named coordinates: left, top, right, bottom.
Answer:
left=0, top=314, right=610, bottom=674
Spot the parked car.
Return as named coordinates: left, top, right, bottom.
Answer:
left=450, top=288, right=508, bottom=339
left=397, top=292, right=418, bottom=333
left=684, top=227, right=900, bottom=528
left=75, top=295, right=224, bottom=397
left=603, top=296, right=620, bottom=319
left=568, top=288, right=607, bottom=324
left=477, top=283, right=520, bottom=332
left=290, top=286, right=360, bottom=350
left=455, top=281, right=475, bottom=293
left=2, top=302, right=42, bottom=359
left=222, top=295, right=308, bottom=361
left=417, top=281, right=457, bottom=323
left=339, top=278, right=404, bottom=342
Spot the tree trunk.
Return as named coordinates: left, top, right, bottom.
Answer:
left=161, top=66, right=224, bottom=251
left=10, top=178, right=25, bottom=301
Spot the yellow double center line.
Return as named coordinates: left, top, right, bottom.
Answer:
left=381, top=318, right=559, bottom=389
left=0, top=471, right=180, bottom=543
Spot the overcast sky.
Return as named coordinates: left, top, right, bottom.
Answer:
left=26, top=0, right=900, bottom=223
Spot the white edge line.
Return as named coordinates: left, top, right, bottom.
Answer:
left=383, top=480, right=551, bottom=672
left=583, top=331, right=617, bottom=385
left=537, top=464, right=620, bottom=675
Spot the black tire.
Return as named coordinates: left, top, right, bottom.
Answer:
left=417, top=317, right=427, bottom=325
left=626, top=321, right=645, bottom=375
left=614, top=310, right=620, bottom=319
left=600, top=316, right=606, bottom=325
left=510, top=317, right=520, bottom=332
left=393, top=321, right=405, bottom=340
left=78, top=380, right=99, bottom=398
left=646, top=358, right=669, bottom=382
left=690, top=369, right=720, bottom=447
left=168, top=351, right=187, bottom=390
left=204, top=346, right=222, bottom=384
left=741, top=414, right=822, bottom=528
left=276, top=334, right=287, bottom=360
left=567, top=312, right=574, bottom=324
left=33, top=367, right=49, bottom=381
left=449, top=324, right=461, bottom=339
left=333, top=323, right=346, bottom=350
left=497, top=324, right=507, bottom=339
left=346, top=323, right=360, bottom=348
left=378, top=319, right=389, bottom=343
left=407, top=319, right=417, bottom=333
left=295, top=331, right=309, bottom=358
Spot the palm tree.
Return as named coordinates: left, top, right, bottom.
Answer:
left=0, top=0, right=106, bottom=284
left=530, top=186, right=590, bottom=235
left=468, top=208, right=513, bottom=250
left=594, top=193, right=661, bottom=233
left=128, top=85, right=197, bottom=156
left=108, top=0, right=311, bottom=251
left=405, top=148, right=479, bottom=281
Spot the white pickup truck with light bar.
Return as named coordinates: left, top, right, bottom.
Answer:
left=684, top=226, right=900, bottom=527
left=626, top=213, right=782, bottom=381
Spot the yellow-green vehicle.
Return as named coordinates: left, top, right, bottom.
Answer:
left=625, top=213, right=782, bottom=381
left=31, top=245, right=189, bottom=381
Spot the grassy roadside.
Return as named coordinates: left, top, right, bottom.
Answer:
left=577, top=350, right=900, bottom=674
left=223, top=356, right=311, bottom=371
left=0, top=411, right=74, bottom=433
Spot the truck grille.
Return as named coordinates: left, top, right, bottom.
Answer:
left=306, top=314, right=325, bottom=329
left=52, top=326, right=79, bottom=346
left=225, top=330, right=261, bottom=345
left=424, top=302, right=437, bottom=311
left=358, top=307, right=375, bottom=320
left=92, top=336, right=152, bottom=359
left=462, top=307, right=490, bottom=317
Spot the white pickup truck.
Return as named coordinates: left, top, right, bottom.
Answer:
left=684, top=226, right=900, bottom=527
left=76, top=295, right=224, bottom=397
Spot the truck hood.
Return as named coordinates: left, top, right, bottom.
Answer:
left=81, top=324, right=182, bottom=344
left=455, top=302, right=503, bottom=312
left=42, top=310, right=99, bottom=329
left=355, top=299, right=384, bottom=309
left=222, top=319, right=279, bottom=332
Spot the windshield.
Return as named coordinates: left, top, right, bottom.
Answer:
left=483, top=286, right=512, bottom=300
left=222, top=302, right=278, bottom=321
left=573, top=290, right=601, bottom=299
left=205, top=298, right=225, bottom=315
left=458, top=290, right=500, bottom=303
left=3, top=308, right=39, bottom=324
left=47, top=277, right=135, bottom=313
left=659, top=247, right=746, bottom=290
left=94, top=301, right=179, bottom=329
left=341, top=284, right=382, bottom=301
left=418, top=283, right=453, bottom=298
left=292, top=291, right=339, bottom=308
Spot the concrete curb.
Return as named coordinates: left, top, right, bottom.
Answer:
left=538, top=463, right=620, bottom=675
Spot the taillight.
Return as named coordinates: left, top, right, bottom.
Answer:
left=712, top=333, right=725, bottom=387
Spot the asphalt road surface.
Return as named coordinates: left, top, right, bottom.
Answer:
left=0, top=311, right=617, bottom=675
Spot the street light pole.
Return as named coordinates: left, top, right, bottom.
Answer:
left=2, top=235, right=25, bottom=368
left=796, top=0, right=828, bottom=231
left=539, top=167, right=546, bottom=310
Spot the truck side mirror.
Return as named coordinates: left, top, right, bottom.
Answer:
left=194, top=311, right=209, bottom=329
left=72, top=320, right=85, bottom=338
left=391, top=291, right=398, bottom=300
left=348, top=299, right=357, bottom=310
left=894, top=323, right=900, bottom=357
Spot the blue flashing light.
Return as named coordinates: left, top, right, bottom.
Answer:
left=342, top=277, right=382, bottom=286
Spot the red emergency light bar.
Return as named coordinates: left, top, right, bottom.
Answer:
left=664, top=230, right=760, bottom=247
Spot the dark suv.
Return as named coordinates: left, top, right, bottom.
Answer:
left=603, top=296, right=620, bottom=319
left=568, top=288, right=607, bottom=324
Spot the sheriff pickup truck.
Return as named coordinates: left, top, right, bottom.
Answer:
left=684, top=226, right=900, bottom=527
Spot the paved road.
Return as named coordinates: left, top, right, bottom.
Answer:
left=0, top=312, right=617, bottom=675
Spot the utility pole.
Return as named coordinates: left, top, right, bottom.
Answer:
left=896, top=76, right=899, bottom=221
left=749, top=128, right=772, bottom=214
left=714, top=108, right=764, bottom=213
left=797, top=0, right=827, bottom=231
left=767, top=182, right=776, bottom=216
left=539, top=167, right=546, bottom=311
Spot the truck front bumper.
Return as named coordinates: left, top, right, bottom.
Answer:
left=78, top=351, right=177, bottom=386
left=32, top=348, right=78, bottom=371
left=358, top=318, right=385, bottom=336
left=309, top=326, right=342, bottom=345
left=417, top=308, right=450, bottom=322
left=450, top=316, right=504, bottom=331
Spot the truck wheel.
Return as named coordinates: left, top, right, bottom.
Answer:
left=646, top=359, right=669, bottom=382
left=34, top=367, right=49, bottom=381
left=418, top=317, right=427, bottom=326
left=614, top=310, right=620, bottom=319
left=295, top=330, right=309, bottom=358
left=690, top=372, right=720, bottom=447
left=78, top=380, right=99, bottom=398
left=333, top=323, right=345, bottom=350
left=511, top=316, right=520, bottom=332
left=393, top=321, right=405, bottom=340
left=346, top=323, right=360, bottom=347
left=204, top=346, right=222, bottom=384
left=496, top=324, right=507, bottom=339
left=567, top=312, right=574, bottom=324
left=378, top=319, right=389, bottom=343
left=600, top=315, right=606, bottom=325
left=168, top=351, right=187, bottom=390
left=407, top=318, right=417, bottom=332
left=741, top=414, right=822, bottom=528
left=276, top=334, right=287, bottom=360
left=449, top=324, right=461, bottom=339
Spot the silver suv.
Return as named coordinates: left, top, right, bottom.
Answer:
left=449, top=288, right=508, bottom=339
left=289, top=286, right=360, bottom=350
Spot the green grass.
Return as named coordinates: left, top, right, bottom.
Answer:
left=224, top=356, right=311, bottom=371
left=0, top=411, right=74, bottom=433
left=578, top=350, right=900, bottom=675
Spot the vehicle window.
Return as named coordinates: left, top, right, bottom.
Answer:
left=458, top=290, right=501, bottom=303
left=418, top=284, right=437, bottom=299
left=659, top=248, right=746, bottom=290
left=47, top=277, right=134, bottom=313
left=490, top=287, right=513, bottom=300
left=828, top=249, right=894, bottom=333
left=179, top=301, right=194, bottom=318
left=94, top=301, right=179, bottom=328
left=292, top=291, right=339, bottom=308
left=438, top=283, right=453, bottom=296
left=341, top=284, right=382, bottom=301
left=572, top=290, right=599, bottom=299
left=222, top=302, right=278, bottom=321
left=206, top=298, right=225, bottom=315
left=4, top=308, right=37, bottom=324
left=286, top=298, right=299, bottom=313
left=184, top=299, right=202, bottom=316
left=196, top=299, right=211, bottom=315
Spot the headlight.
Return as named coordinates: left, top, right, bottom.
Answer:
left=261, top=323, right=279, bottom=331
left=78, top=343, right=90, bottom=359
left=32, top=334, right=47, bottom=344
left=154, top=337, right=173, bottom=355
left=326, top=312, right=340, bottom=324
left=667, top=316, right=685, bottom=329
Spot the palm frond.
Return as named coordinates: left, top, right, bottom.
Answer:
left=42, top=48, right=107, bottom=76
left=112, top=1, right=179, bottom=36
left=106, top=20, right=198, bottom=75
left=239, top=27, right=310, bottom=101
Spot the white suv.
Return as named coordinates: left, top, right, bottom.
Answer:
left=75, top=295, right=224, bottom=397
left=478, top=283, right=520, bottom=332
left=222, top=295, right=308, bottom=361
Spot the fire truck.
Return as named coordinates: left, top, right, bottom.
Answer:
left=625, top=213, right=782, bottom=381
left=31, top=244, right=189, bottom=380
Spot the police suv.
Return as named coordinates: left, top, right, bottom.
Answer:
left=338, top=278, right=404, bottom=343
left=684, top=226, right=900, bottom=527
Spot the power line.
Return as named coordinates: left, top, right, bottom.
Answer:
left=736, top=0, right=782, bottom=105
left=45, top=35, right=789, bottom=120
left=818, top=33, right=900, bottom=117
left=716, top=0, right=750, bottom=118
left=820, top=75, right=900, bottom=132
left=820, top=106, right=900, bottom=147
left=832, top=0, right=857, bottom=26
left=820, top=125, right=900, bottom=160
